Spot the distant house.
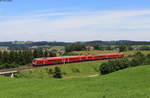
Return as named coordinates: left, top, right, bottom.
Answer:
left=85, top=46, right=94, bottom=51
left=133, top=47, right=139, bottom=50
left=58, top=49, right=65, bottom=55
left=30, top=46, right=38, bottom=49
left=0, top=47, right=8, bottom=51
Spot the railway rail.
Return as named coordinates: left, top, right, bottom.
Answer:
left=0, top=67, right=34, bottom=75
left=0, top=60, right=105, bottom=75
left=0, top=53, right=124, bottom=76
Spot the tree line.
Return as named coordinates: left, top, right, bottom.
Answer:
left=0, top=50, right=56, bottom=69
left=65, top=42, right=150, bottom=53
left=100, top=52, right=150, bottom=75
left=0, top=40, right=150, bottom=50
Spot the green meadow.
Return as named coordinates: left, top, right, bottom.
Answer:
left=15, top=61, right=104, bottom=79
left=1, top=65, right=150, bottom=98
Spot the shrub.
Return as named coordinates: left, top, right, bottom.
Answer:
left=53, top=67, right=62, bottom=78
left=100, top=52, right=150, bottom=75
left=71, top=68, right=80, bottom=73
left=145, top=54, right=150, bottom=65
left=100, top=58, right=130, bottom=75
left=131, top=52, right=146, bottom=66
left=0, top=63, right=19, bottom=69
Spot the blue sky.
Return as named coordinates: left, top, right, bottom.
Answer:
left=0, top=0, right=150, bottom=41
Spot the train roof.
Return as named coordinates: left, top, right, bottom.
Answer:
left=33, top=53, right=124, bottom=60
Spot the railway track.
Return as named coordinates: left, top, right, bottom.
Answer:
left=0, top=67, right=34, bottom=75
left=0, top=59, right=107, bottom=75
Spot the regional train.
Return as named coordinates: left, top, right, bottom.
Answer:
left=32, top=53, right=124, bottom=66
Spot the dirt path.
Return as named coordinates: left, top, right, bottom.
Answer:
left=64, top=74, right=99, bottom=79
left=87, top=74, right=99, bottom=77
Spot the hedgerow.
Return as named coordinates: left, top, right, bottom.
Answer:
left=100, top=52, right=150, bottom=75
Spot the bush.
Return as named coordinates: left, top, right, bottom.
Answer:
left=100, top=52, right=150, bottom=75
left=0, top=63, right=19, bottom=69
left=53, top=67, right=62, bottom=78
left=131, top=52, right=146, bottom=66
left=71, top=68, right=80, bottom=73
left=100, top=58, right=130, bottom=75
left=65, top=42, right=86, bottom=52
left=145, top=54, right=150, bottom=65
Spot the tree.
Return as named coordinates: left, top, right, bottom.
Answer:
left=65, top=42, right=85, bottom=52
left=99, top=58, right=130, bottom=75
left=44, top=50, right=49, bottom=57
left=119, top=45, right=127, bottom=52
left=131, top=52, right=146, bottom=66
left=53, top=67, right=62, bottom=78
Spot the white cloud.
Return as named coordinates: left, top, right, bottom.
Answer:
left=0, top=9, right=150, bottom=41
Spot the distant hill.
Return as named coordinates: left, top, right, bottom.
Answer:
left=0, top=40, right=149, bottom=47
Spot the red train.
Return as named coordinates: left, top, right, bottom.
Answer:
left=32, top=53, right=124, bottom=66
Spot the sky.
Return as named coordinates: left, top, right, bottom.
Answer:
left=0, top=0, right=150, bottom=42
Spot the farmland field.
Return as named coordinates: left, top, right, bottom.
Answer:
left=123, top=50, right=150, bottom=56
left=1, top=65, right=150, bottom=98
left=50, top=46, right=65, bottom=50
left=66, top=50, right=150, bottom=56
left=66, top=50, right=117, bottom=55
left=0, top=46, right=8, bottom=50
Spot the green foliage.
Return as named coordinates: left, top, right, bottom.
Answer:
left=15, top=68, right=54, bottom=79
left=139, top=46, right=150, bottom=50
left=94, top=45, right=109, bottom=50
left=1, top=66, right=150, bottom=98
left=119, top=45, right=128, bottom=52
left=144, top=54, right=150, bottom=65
left=0, top=63, right=19, bottom=69
left=0, top=50, right=57, bottom=69
left=100, top=52, right=150, bottom=75
left=71, top=68, right=80, bottom=73
left=100, top=58, right=130, bottom=75
left=65, top=42, right=86, bottom=52
left=15, top=61, right=102, bottom=79
left=53, top=67, right=62, bottom=78
left=130, top=52, right=146, bottom=66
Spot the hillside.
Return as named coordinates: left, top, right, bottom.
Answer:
left=0, top=40, right=150, bottom=47
left=1, top=65, right=150, bottom=98
left=15, top=61, right=103, bottom=79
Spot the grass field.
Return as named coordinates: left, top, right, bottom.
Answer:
left=50, top=46, right=65, bottom=50
left=0, top=46, right=8, bottom=50
left=66, top=50, right=117, bottom=55
left=1, top=65, right=150, bottom=98
left=66, top=50, right=150, bottom=57
left=16, top=50, right=150, bottom=79
left=123, top=50, right=150, bottom=56
left=15, top=61, right=105, bottom=79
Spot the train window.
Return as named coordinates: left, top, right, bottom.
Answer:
left=48, top=59, right=61, bottom=62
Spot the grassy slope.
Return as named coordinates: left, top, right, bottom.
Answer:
left=16, top=61, right=104, bottom=79
left=1, top=65, right=150, bottom=98
left=16, top=50, right=150, bottom=79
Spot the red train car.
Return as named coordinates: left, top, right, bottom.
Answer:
left=32, top=53, right=124, bottom=66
